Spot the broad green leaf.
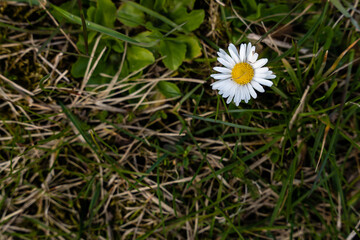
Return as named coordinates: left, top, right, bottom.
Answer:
left=172, top=8, right=205, bottom=31
left=167, top=0, right=196, bottom=12
left=177, top=35, right=202, bottom=60
left=87, top=6, right=96, bottom=22
left=51, top=4, right=139, bottom=45
left=139, top=0, right=155, bottom=9
left=140, top=0, right=167, bottom=12
left=154, top=0, right=167, bottom=12
left=95, top=0, right=117, bottom=28
left=159, top=40, right=186, bottom=70
left=103, top=35, right=124, bottom=53
left=71, top=57, right=88, bottom=78
left=133, top=31, right=162, bottom=47
left=126, top=1, right=181, bottom=30
left=157, top=81, right=181, bottom=98
left=71, top=56, right=108, bottom=79
left=117, top=2, right=145, bottom=27
left=76, top=31, right=97, bottom=54
left=127, top=45, right=155, bottom=72
left=240, top=0, right=257, bottom=12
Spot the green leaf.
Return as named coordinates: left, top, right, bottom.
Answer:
left=139, top=0, right=155, bottom=9
left=126, top=1, right=181, bottom=31
left=141, top=0, right=167, bottom=12
left=157, top=81, right=181, bottom=98
left=154, top=0, right=167, bottom=12
left=133, top=31, right=162, bottom=47
left=71, top=57, right=88, bottom=78
left=71, top=56, right=112, bottom=84
left=95, top=0, right=117, bottom=28
left=51, top=1, right=79, bottom=22
left=126, top=45, right=155, bottom=72
left=172, top=8, right=205, bottom=31
left=159, top=40, right=186, bottom=70
left=76, top=31, right=97, bottom=54
left=86, top=6, right=96, bottom=22
left=177, top=35, right=202, bottom=60
left=103, top=35, right=124, bottom=53
left=240, top=0, right=257, bottom=12
left=117, top=2, right=145, bottom=27
left=51, top=4, right=140, bottom=45
left=167, top=0, right=196, bottom=12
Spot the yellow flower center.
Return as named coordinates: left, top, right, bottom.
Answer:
left=231, top=62, right=254, bottom=85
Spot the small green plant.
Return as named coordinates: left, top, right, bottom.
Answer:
left=52, top=0, right=204, bottom=98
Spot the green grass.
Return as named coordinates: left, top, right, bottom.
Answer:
left=1, top=0, right=360, bottom=239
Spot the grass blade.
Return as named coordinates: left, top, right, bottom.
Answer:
left=50, top=4, right=140, bottom=45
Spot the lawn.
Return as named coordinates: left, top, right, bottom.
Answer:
left=0, top=0, right=360, bottom=239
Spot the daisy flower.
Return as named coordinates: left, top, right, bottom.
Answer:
left=211, top=43, right=276, bottom=105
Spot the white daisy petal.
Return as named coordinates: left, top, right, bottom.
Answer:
left=246, top=42, right=252, bottom=61
left=220, top=80, right=236, bottom=97
left=211, top=79, right=230, bottom=89
left=213, top=67, right=232, bottom=74
left=217, top=51, right=227, bottom=59
left=226, top=94, right=234, bottom=104
left=247, top=84, right=257, bottom=99
left=255, top=67, right=269, bottom=74
left=219, top=49, right=236, bottom=66
left=247, top=46, right=255, bottom=61
left=254, top=78, right=273, bottom=87
left=248, top=52, right=258, bottom=63
left=258, top=71, right=276, bottom=79
left=217, top=49, right=224, bottom=57
left=240, top=85, right=245, bottom=102
left=239, top=44, right=246, bottom=62
left=226, top=84, right=237, bottom=104
left=234, top=86, right=242, bottom=106
left=244, top=85, right=250, bottom=103
left=211, top=73, right=232, bottom=80
left=254, top=73, right=272, bottom=79
left=252, top=58, right=268, bottom=69
left=250, top=81, right=265, bottom=93
left=217, top=58, right=234, bottom=69
left=221, top=89, right=230, bottom=98
left=228, top=44, right=240, bottom=63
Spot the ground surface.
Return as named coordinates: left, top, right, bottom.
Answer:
left=0, top=0, right=360, bottom=239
